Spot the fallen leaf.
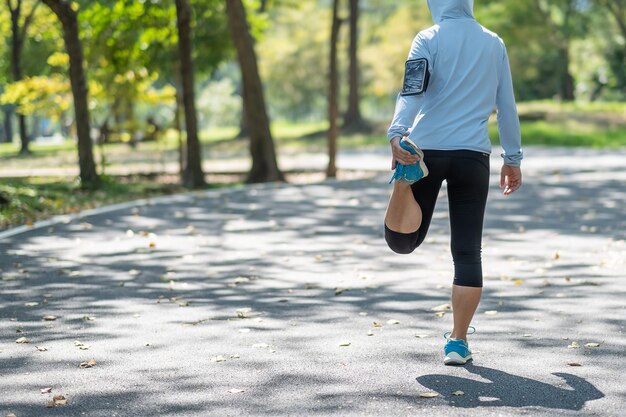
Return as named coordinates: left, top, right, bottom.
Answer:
left=554, top=251, right=561, bottom=260
left=211, top=355, right=226, bottom=363
left=53, top=395, right=66, bottom=405
left=334, top=288, right=346, bottom=296
left=513, top=279, right=523, bottom=285
left=567, top=361, right=582, bottom=366
left=386, top=319, right=400, bottom=325
left=40, top=387, right=52, bottom=394
left=372, top=322, right=382, bottom=327
left=16, top=337, right=30, bottom=344
left=584, top=342, right=601, bottom=348
left=79, top=359, right=97, bottom=368
left=46, top=400, right=55, bottom=408
left=128, top=269, right=142, bottom=276
left=236, top=308, right=252, bottom=318
left=568, top=341, right=580, bottom=349
left=230, top=353, right=240, bottom=359
left=24, top=302, right=39, bottom=307
left=149, top=242, right=156, bottom=248
left=522, top=334, right=532, bottom=338
left=484, top=310, right=498, bottom=315
left=431, top=303, right=451, bottom=312
left=35, top=346, right=48, bottom=352
left=228, top=388, right=245, bottom=394
left=74, top=340, right=90, bottom=350
left=43, top=315, right=57, bottom=321
left=6, top=413, right=17, bottom=417
left=82, top=315, right=96, bottom=321
left=419, top=392, right=439, bottom=398
left=434, top=312, right=446, bottom=318
left=367, top=330, right=374, bottom=336
left=414, top=334, right=430, bottom=338
left=452, top=390, right=465, bottom=396
left=339, top=341, right=351, bottom=346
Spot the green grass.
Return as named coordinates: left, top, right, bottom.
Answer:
left=0, top=176, right=235, bottom=231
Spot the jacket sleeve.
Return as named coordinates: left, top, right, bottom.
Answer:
left=496, top=43, right=523, bottom=166
left=387, top=33, right=432, bottom=142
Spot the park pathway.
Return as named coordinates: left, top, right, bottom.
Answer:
left=1, top=147, right=625, bottom=416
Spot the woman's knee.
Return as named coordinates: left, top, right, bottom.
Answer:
left=384, top=224, right=422, bottom=254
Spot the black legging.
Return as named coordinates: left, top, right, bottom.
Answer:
left=384, top=150, right=490, bottom=288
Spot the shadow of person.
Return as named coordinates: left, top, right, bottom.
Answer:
left=416, top=363, right=604, bottom=409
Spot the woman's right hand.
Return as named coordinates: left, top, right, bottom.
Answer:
left=390, top=137, right=420, bottom=170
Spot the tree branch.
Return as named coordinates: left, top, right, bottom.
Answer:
left=20, top=0, right=41, bottom=42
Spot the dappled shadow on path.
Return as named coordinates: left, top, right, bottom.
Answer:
left=0, top=162, right=624, bottom=415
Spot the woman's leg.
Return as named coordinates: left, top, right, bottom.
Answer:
left=384, top=153, right=444, bottom=254
left=384, top=181, right=422, bottom=233
left=445, top=152, right=490, bottom=341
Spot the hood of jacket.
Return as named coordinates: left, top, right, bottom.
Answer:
left=426, top=0, right=474, bottom=23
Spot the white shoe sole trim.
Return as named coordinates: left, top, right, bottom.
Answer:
left=401, top=138, right=429, bottom=178
left=444, top=352, right=472, bottom=365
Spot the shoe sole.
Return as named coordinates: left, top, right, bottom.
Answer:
left=444, top=352, right=473, bottom=366
left=400, top=138, right=429, bottom=179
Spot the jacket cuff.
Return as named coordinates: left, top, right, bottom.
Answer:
left=501, top=150, right=523, bottom=166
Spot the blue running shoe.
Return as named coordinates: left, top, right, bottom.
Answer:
left=389, top=138, right=429, bottom=185
left=443, top=327, right=475, bottom=365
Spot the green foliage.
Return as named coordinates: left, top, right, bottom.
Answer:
left=0, top=75, right=71, bottom=119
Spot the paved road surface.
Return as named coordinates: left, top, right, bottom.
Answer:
left=1, top=147, right=624, bottom=416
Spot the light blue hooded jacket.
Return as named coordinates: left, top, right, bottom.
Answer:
left=388, top=0, right=523, bottom=166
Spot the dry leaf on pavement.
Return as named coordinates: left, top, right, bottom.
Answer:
left=419, top=392, right=439, bottom=398
left=40, top=387, right=52, bottom=394
left=228, top=388, right=245, bottom=394
left=452, top=390, right=465, bottom=396
left=15, top=337, right=30, bottom=343
left=79, top=359, right=97, bottom=368
left=53, top=395, right=66, bottom=405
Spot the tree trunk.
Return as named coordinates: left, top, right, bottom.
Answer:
left=42, top=0, right=99, bottom=188
left=8, top=0, right=30, bottom=154
left=343, top=0, right=366, bottom=131
left=327, top=0, right=342, bottom=178
left=226, top=0, right=283, bottom=183
left=3, top=107, right=14, bottom=144
left=175, top=0, right=206, bottom=188
left=559, top=47, right=575, bottom=101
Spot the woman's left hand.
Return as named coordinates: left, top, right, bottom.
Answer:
left=500, top=164, right=522, bottom=195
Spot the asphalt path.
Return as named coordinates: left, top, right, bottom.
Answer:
left=1, top=147, right=625, bottom=416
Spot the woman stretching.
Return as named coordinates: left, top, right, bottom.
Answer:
left=385, top=0, right=523, bottom=365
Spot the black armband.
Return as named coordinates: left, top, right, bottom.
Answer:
left=401, top=58, right=430, bottom=96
